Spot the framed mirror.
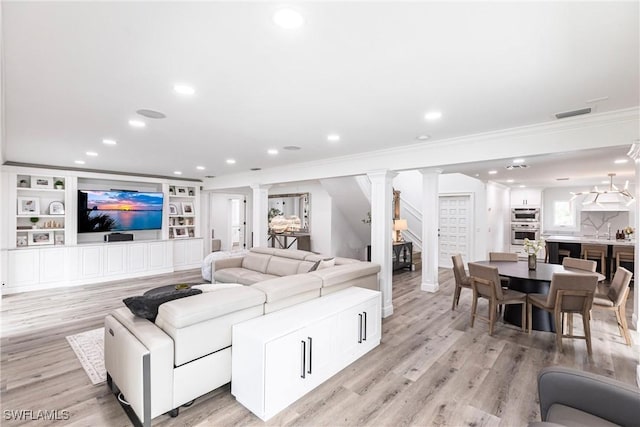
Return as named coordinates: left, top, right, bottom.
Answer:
left=268, top=193, right=310, bottom=233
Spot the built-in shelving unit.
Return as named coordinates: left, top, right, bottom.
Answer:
left=168, top=184, right=198, bottom=239
left=15, top=174, right=68, bottom=247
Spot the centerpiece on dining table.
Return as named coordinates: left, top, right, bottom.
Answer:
left=523, top=237, right=545, bottom=270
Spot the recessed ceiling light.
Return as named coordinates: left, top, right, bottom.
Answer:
left=513, top=158, right=525, bottom=164
left=102, top=139, right=117, bottom=145
left=273, top=9, right=304, bottom=29
left=137, top=109, right=166, bottom=119
left=226, top=159, right=236, bottom=164
left=519, top=185, right=526, bottom=188
left=283, top=145, right=301, bottom=151
left=416, top=135, right=430, bottom=141
left=327, top=134, right=340, bottom=142
left=556, top=177, right=570, bottom=181
left=601, top=180, right=609, bottom=184
left=267, top=149, right=279, bottom=155
left=174, top=84, right=195, bottom=95
left=488, top=170, right=497, bottom=175
left=128, top=119, right=146, bottom=128
left=507, top=179, right=515, bottom=183
left=196, top=166, right=205, bottom=170
left=86, top=151, right=98, bottom=156
left=74, top=160, right=85, bottom=165
left=424, top=111, right=442, bottom=121
left=174, top=171, right=182, bottom=175
left=614, top=159, right=628, bottom=164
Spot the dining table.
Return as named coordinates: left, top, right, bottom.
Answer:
left=474, top=260, right=605, bottom=332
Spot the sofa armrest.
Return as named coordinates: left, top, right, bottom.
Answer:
left=213, top=256, right=244, bottom=272
left=538, top=366, right=640, bottom=425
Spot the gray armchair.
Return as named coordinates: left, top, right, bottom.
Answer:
left=532, top=366, right=640, bottom=426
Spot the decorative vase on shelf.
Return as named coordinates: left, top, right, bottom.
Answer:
left=528, top=254, right=537, bottom=271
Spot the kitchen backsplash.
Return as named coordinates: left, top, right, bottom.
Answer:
left=580, top=211, right=630, bottom=237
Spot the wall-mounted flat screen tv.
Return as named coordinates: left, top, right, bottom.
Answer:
left=77, top=190, right=164, bottom=233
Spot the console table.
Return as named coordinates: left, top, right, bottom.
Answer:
left=366, top=241, right=414, bottom=271
left=267, top=232, right=311, bottom=251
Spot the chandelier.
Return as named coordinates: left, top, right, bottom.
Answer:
left=570, top=173, right=634, bottom=206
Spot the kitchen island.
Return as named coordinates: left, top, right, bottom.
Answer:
left=545, top=235, right=635, bottom=280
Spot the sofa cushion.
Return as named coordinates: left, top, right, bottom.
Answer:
left=155, top=286, right=266, bottom=329
left=547, top=404, right=619, bottom=427
left=251, top=273, right=322, bottom=303
left=297, top=260, right=315, bottom=274
left=214, top=268, right=277, bottom=285
left=249, top=247, right=277, bottom=256
left=123, top=287, right=203, bottom=322
left=311, top=263, right=380, bottom=288
left=317, top=258, right=335, bottom=270
left=271, top=248, right=311, bottom=260
left=266, top=256, right=304, bottom=277
left=241, top=252, right=271, bottom=273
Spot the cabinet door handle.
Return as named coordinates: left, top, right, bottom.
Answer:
left=358, top=313, right=363, bottom=343
left=300, top=340, right=306, bottom=379
left=307, top=337, right=312, bottom=375
left=363, top=311, right=367, bottom=341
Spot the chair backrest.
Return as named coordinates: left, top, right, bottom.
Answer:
left=451, top=254, right=470, bottom=286
left=607, top=266, right=633, bottom=307
left=489, top=252, right=518, bottom=262
left=546, top=272, right=598, bottom=311
left=468, top=262, right=503, bottom=300
left=613, top=246, right=635, bottom=259
left=562, top=257, right=596, bottom=272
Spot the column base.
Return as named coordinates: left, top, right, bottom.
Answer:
left=421, top=281, right=439, bottom=293
left=382, top=304, right=394, bottom=318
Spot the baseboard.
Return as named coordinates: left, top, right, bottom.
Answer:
left=421, top=281, right=439, bottom=293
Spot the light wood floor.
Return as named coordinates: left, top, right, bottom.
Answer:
left=1, top=268, right=638, bottom=426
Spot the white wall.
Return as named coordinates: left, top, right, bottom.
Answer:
left=486, top=181, right=511, bottom=252
left=206, top=192, right=246, bottom=252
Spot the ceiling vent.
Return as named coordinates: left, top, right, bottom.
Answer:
left=136, top=109, right=166, bottom=119
left=505, top=164, right=529, bottom=170
left=555, top=107, right=591, bottom=119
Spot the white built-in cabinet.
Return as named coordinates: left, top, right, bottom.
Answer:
left=510, top=188, right=542, bottom=207
left=173, top=238, right=203, bottom=270
left=2, top=166, right=202, bottom=293
left=232, top=287, right=381, bottom=421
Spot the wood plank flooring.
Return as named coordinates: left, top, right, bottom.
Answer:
left=1, top=268, right=638, bottom=426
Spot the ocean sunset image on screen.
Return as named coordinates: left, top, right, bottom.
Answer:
left=77, top=190, right=164, bottom=233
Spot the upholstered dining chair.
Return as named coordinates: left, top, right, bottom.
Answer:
left=489, top=252, right=518, bottom=288
left=611, top=246, right=634, bottom=278
left=468, top=262, right=527, bottom=336
left=451, top=254, right=472, bottom=311
left=592, top=266, right=633, bottom=346
left=581, top=244, right=607, bottom=275
left=527, top=272, right=598, bottom=355
left=562, top=257, right=596, bottom=272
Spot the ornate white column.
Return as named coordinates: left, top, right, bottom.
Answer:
left=367, top=169, right=397, bottom=318
left=627, top=142, right=640, bottom=387
left=419, top=168, right=443, bottom=292
left=250, top=184, right=271, bottom=248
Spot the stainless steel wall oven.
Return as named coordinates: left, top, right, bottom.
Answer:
left=511, top=208, right=540, bottom=222
left=511, top=223, right=540, bottom=245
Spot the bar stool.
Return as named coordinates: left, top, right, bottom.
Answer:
left=611, top=246, right=634, bottom=278
left=581, top=244, right=607, bottom=276
left=544, top=242, right=570, bottom=263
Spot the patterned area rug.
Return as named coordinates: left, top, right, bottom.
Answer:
left=66, top=327, right=106, bottom=385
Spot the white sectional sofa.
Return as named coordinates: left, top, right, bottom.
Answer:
left=104, top=247, right=380, bottom=426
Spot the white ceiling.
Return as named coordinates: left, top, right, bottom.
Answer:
left=2, top=1, right=639, bottom=185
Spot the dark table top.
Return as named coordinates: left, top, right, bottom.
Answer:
left=473, top=260, right=605, bottom=282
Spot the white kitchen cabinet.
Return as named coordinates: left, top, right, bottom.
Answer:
left=39, top=247, right=67, bottom=283
left=173, top=238, right=203, bottom=270
left=128, top=243, right=148, bottom=273
left=78, top=245, right=103, bottom=280
left=232, top=287, right=381, bottom=421
left=148, top=241, right=171, bottom=270
left=510, top=188, right=542, bottom=207
left=104, top=244, right=127, bottom=276
left=7, top=249, right=40, bottom=287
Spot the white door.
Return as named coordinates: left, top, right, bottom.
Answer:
left=438, top=195, right=472, bottom=267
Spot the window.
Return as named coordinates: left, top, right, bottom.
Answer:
left=553, top=200, right=574, bottom=227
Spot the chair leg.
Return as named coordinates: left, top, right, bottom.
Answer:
left=583, top=311, right=593, bottom=356
left=527, top=302, right=533, bottom=334
left=568, top=313, right=574, bottom=336
left=616, top=305, right=632, bottom=346
left=520, top=303, right=526, bottom=332
left=452, top=285, right=460, bottom=311
left=470, top=295, right=477, bottom=328
left=554, top=311, right=564, bottom=352
left=488, top=301, right=495, bottom=336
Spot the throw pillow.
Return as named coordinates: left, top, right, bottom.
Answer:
left=123, top=287, right=202, bottom=322
left=308, top=260, right=322, bottom=272
left=317, top=257, right=336, bottom=270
